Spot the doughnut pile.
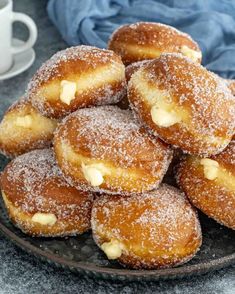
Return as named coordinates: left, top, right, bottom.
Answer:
left=0, top=21, right=234, bottom=270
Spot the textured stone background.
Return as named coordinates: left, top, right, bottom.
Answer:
left=0, top=1, right=234, bottom=293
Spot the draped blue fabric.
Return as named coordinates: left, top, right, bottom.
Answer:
left=47, top=0, right=235, bottom=77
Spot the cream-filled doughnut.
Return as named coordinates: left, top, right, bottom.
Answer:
left=91, top=184, right=202, bottom=269
left=1, top=149, right=94, bottom=237
left=54, top=106, right=173, bottom=194
left=108, top=22, right=202, bottom=65
left=128, top=53, right=235, bottom=156
left=0, top=98, right=58, bottom=158
left=27, top=45, right=126, bottom=119
left=176, top=140, right=235, bottom=230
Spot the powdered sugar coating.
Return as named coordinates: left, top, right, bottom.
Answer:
left=211, top=140, right=235, bottom=170
left=27, top=45, right=122, bottom=89
left=0, top=98, right=58, bottom=158
left=92, top=184, right=202, bottom=269
left=1, top=149, right=94, bottom=220
left=54, top=106, right=173, bottom=194
left=26, top=45, right=126, bottom=118
left=125, top=60, right=152, bottom=82
left=110, top=22, right=199, bottom=47
left=108, top=22, right=201, bottom=65
left=222, top=78, right=235, bottom=96
left=128, top=53, right=235, bottom=155
left=176, top=141, right=235, bottom=230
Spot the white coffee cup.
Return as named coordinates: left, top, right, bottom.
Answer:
left=0, top=0, right=37, bottom=74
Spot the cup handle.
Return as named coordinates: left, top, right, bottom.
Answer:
left=11, top=12, right=37, bottom=55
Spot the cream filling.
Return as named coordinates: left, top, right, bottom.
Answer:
left=81, top=163, right=110, bottom=187
left=58, top=63, right=125, bottom=105
left=101, top=240, right=125, bottom=260
left=200, top=158, right=219, bottom=180
left=31, top=212, right=57, bottom=226
left=60, top=80, right=77, bottom=105
left=14, top=115, right=33, bottom=128
left=180, top=45, right=202, bottom=62
left=192, top=157, right=235, bottom=190
left=151, top=105, right=181, bottom=127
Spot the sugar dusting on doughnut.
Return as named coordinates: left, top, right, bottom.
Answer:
left=110, top=22, right=199, bottom=47
left=92, top=184, right=202, bottom=269
left=1, top=149, right=93, bottom=219
left=108, top=22, right=202, bottom=65
left=128, top=53, right=235, bottom=155
left=28, top=46, right=122, bottom=87
left=0, top=98, right=58, bottom=158
left=26, top=45, right=126, bottom=118
left=211, top=139, right=235, bottom=169
left=54, top=106, right=173, bottom=194
left=176, top=140, right=235, bottom=229
left=222, top=78, right=235, bottom=96
left=125, top=60, right=152, bottom=82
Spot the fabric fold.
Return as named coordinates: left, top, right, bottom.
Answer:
left=47, top=0, right=235, bottom=77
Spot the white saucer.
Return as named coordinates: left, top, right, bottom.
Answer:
left=0, top=38, right=35, bottom=81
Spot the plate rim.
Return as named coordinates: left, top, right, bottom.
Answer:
left=0, top=220, right=234, bottom=281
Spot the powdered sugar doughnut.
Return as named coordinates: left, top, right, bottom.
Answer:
left=27, top=46, right=126, bottom=119
left=176, top=140, right=235, bottom=230
left=108, top=22, right=202, bottom=65
left=0, top=98, right=58, bottom=158
left=54, top=106, right=173, bottom=194
left=91, top=184, right=202, bottom=269
left=1, top=149, right=94, bottom=237
left=128, top=53, right=235, bottom=156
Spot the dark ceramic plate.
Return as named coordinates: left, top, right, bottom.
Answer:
left=0, top=154, right=234, bottom=281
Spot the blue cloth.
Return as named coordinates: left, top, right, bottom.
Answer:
left=47, top=0, right=235, bottom=78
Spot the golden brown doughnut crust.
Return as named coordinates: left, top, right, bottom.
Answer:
left=27, top=45, right=126, bottom=119
left=91, top=184, right=202, bottom=269
left=128, top=53, right=235, bottom=156
left=125, top=60, right=151, bottom=83
left=108, top=22, right=201, bottom=65
left=0, top=98, right=58, bottom=158
left=54, top=106, right=173, bottom=194
left=1, top=149, right=94, bottom=236
left=176, top=141, right=235, bottom=230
